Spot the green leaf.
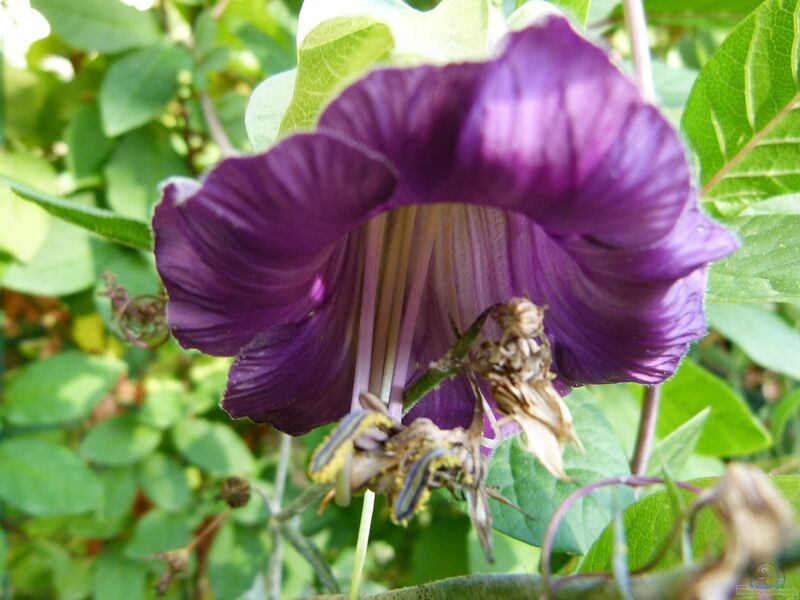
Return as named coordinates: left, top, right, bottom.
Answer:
left=3, top=64, right=58, bottom=145
left=297, top=0, right=493, bottom=63
left=0, top=437, right=102, bottom=516
left=100, top=43, right=192, bottom=137
left=207, top=521, right=269, bottom=600
left=30, top=0, right=160, bottom=53
left=0, top=187, right=51, bottom=263
left=682, top=0, right=800, bottom=209
left=579, top=476, right=800, bottom=573
left=0, top=176, right=153, bottom=251
left=605, top=0, right=762, bottom=27
left=278, top=17, right=394, bottom=136
left=651, top=60, right=697, bottom=126
left=486, top=389, right=633, bottom=553
left=65, top=104, right=115, bottom=184
left=97, top=467, right=139, bottom=521
left=0, top=529, right=5, bottom=579
left=0, top=152, right=56, bottom=262
left=551, top=0, right=590, bottom=24
left=139, top=453, right=191, bottom=511
left=171, top=419, right=255, bottom=476
left=233, top=22, right=296, bottom=73
left=281, top=521, right=340, bottom=593
left=646, top=408, right=709, bottom=477
left=92, top=550, right=148, bottom=600
left=773, top=388, right=800, bottom=440
left=2, top=218, right=96, bottom=296
left=245, top=69, right=297, bottom=151
left=124, top=509, right=194, bottom=557
left=739, top=193, right=800, bottom=215
left=104, top=125, right=190, bottom=221
left=707, top=303, right=800, bottom=379
left=138, top=379, right=188, bottom=429
left=81, top=415, right=162, bottom=466
left=4, top=351, right=125, bottom=426
left=707, top=214, right=800, bottom=303
left=658, top=361, right=772, bottom=456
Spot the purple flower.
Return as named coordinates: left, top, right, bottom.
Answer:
left=153, top=17, right=736, bottom=436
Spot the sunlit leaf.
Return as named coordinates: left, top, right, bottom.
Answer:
left=658, top=361, right=772, bottom=456
left=30, top=0, right=160, bottom=53
left=683, top=0, right=800, bottom=209
left=4, top=351, right=125, bottom=426
left=172, top=419, right=255, bottom=476
left=100, top=43, right=192, bottom=137
left=245, top=69, right=297, bottom=151
left=2, top=218, right=96, bottom=296
left=278, top=17, right=394, bottom=136
left=0, top=175, right=154, bottom=251
left=297, top=0, right=494, bottom=63
left=707, top=214, right=800, bottom=303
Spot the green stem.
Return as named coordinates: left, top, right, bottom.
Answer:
left=267, top=434, right=292, bottom=600
left=401, top=306, right=495, bottom=415
left=350, top=490, right=376, bottom=600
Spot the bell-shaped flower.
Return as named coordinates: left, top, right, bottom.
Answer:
left=152, top=17, right=736, bottom=436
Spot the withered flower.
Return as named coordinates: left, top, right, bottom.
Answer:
left=472, top=298, right=582, bottom=479
left=682, top=464, right=796, bottom=600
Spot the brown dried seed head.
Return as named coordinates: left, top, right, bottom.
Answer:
left=714, top=463, right=795, bottom=560
left=681, top=464, right=796, bottom=600
left=493, top=298, right=545, bottom=339
left=217, top=476, right=251, bottom=508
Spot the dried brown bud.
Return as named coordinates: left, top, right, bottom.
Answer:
left=217, top=476, right=251, bottom=508
left=492, top=297, right=545, bottom=340
left=145, top=549, right=189, bottom=596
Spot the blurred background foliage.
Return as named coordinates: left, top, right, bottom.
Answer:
left=1, top=0, right=800, bottom=598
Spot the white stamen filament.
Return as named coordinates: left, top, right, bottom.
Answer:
left=351, top=216, right=387, bottom=409
left=350, top=205, right=429, bottom=599
left=368, top=208, right=414, bottom=395
left=388, top=205, right=442, bottom=418
left=377, top=207, right=418, bottom=405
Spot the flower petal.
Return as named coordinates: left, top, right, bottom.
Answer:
left=221, top=233, right=363, bottom=435
left=452, top=18, right=691, bottom=247
left=406, top=202, right=734, bottom=428
left=318, top=61, right=484, bottom=201
left=153, top=132, right=397, bottom=355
